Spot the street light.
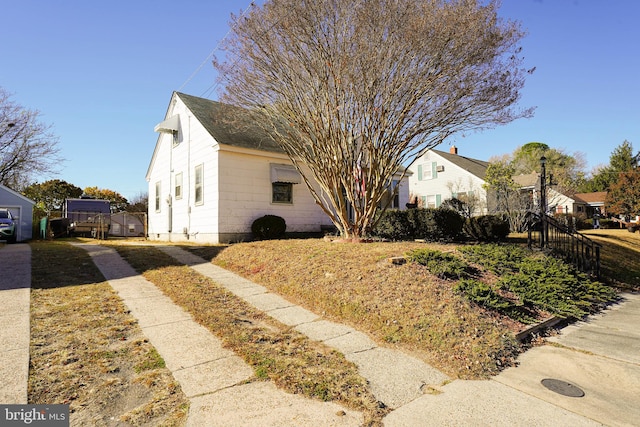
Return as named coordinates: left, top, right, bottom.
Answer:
left=539, top=156, right=547, bottom=248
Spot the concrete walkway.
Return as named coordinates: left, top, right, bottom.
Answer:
left=0, top=244, right=31, bottom=405
left=4, top=241, right=639, bottom=426
left=157, top=245, right=450, bottom=410
left=79, top=244, right=362, bottom=426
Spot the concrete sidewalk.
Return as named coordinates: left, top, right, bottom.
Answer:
left=79, top=244, right=362, bottom=426
left=0, top=244, right=31, bottom=405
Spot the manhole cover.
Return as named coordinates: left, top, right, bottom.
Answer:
left=541, top=378, right=585, bottom=397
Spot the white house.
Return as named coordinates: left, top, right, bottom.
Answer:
left=0, top=184, right=35, bottom=242
left=146, top=92, right=410, bottom=243
left=512, top=173, right=593, bottom=216
left=407, top=146, right=489, bottom=215
left=408, top=146, right=609, bottom=221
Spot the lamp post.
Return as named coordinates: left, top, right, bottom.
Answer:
left=539, top=156, right=547, bottom=248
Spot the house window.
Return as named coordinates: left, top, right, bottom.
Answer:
left=194, top=164, right=203, bottom=205
left=175, top=172, right=183, bottom=200
left=155, top=181, right=161, bottom=212
left=272, top=182, right=293, bottom=204
left=421, top=194, right=442, bottom=208
left=381, top=180, right=400, bottom=209
left=392, top=180, right=400, bottom=209
left=418, top=162, right=438, bottom=180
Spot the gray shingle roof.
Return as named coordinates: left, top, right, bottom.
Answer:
left=176, top=92, right=284, bottom=154
left=432, top=149, right=489, bottom=180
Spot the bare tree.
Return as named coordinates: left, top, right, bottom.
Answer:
left=0, top=88, right=62, bottom=190
left=215, top=0, right=533, bottom=238
left=483, top=160, right=532, bottom=231
left=125, top=191, right=149, bottom=213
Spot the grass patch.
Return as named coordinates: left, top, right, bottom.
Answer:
left=191, top=240, right=522, bottom=379
left=110, top=244, right=386, bottom=425
left=134, top=348, right=166, bottom=373
left=29, top=240, right=188, bottom=426
left=582, top=229, right=640, bottom=290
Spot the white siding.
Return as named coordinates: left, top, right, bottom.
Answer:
left=408, top=151, right=487, bottom=215
left=218, top=150, right=333, bottom=241
left=147, top=94, right=333, bottom=243
left=147, top=96, right=221, bottom=242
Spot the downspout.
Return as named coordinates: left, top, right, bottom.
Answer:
left=187, top=114, right=192, bottom=237
left=168, top=131, right=173, bottom=240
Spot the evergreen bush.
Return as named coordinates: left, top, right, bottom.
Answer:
left=374, top=208, right=464, bottom=241
left=463, top=215, right=510, bottom=241
left=251, top=215, right=286, bottom=240
left=407, top=248, right=469, bottom=279
left=374, top=210, right=411, bottom=240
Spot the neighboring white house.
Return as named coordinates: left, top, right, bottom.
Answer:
left=407, top=146, right=489, bottom=215
left=408, top=146, right=609, bottom=220
left=146, top=92, right=410, bottom=243
left=512, top=173, right=600, bottom=216
left=0, top=184, right=35, bottom=242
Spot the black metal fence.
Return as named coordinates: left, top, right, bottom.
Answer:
left=526, top=211, right=601, bottom=279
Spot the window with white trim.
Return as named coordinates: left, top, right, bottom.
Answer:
left=154, top=181, right=161, bottom=212
left=175, top=172, right=183, bottom=200
left=194, top=164, right=203, bottom=205
left=418, top=162, right=438, bottom=180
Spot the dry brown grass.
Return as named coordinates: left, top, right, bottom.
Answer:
left=29, top=240, right=189, bottom=426
left=189, top=240, right=523, bottom=379
left=28, top=229, right=636, bottom=425
left=582, top=228, right=640, bottom=290
left=111, top=244, right=387, bottom=425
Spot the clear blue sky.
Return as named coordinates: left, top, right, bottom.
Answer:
left=1, top=0, right=638, bottom=201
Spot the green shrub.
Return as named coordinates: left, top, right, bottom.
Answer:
left=553, top=213, right=593, bottom=231
left=459, top=243, right=527, bottom=275
left=463, top=215, right=510, bottom=242
left=454, top=279, right=535, bottom=323
left=251, top=215, right=286, bottom=240
left=374, top=210, right=411, bottom=240
left=432, top=208, right=465, bottom=241
left=459, top=243, right=617, bottom=320
left=454, top=279, right=511, bottom=310
left=407, top=248, right=469, bottom=280
left=497, top=255, right=616, bottom=318
left=439, top=198, right=470, bottom=218
left=374, top=208, right=463, bottom=241
left=598, top=218, right=614, bottom=229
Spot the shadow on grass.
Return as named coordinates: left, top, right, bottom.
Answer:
left=31, top=239, right=107, bottom=289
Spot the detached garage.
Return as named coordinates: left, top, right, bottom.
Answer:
left=0, top=184, right=35, bottom=242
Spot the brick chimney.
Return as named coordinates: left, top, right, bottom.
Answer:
left=450, top=145, right=458, bottom=155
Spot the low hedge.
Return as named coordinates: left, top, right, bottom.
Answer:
left=374, top=208, right=464, bottom=242
left=462, top=215, right=510, bottom=242
left=251, top=215, right=286, bottom=240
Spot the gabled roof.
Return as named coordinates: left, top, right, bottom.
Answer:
left=175, top=92, right=284, bottom=154
left=431, top=149, right=489, bottom=180
left=0, top=184, right=35, bottom=205
left=513, top=172, right=539, bottom=188
left=573, top=191, right=607, bottom=204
